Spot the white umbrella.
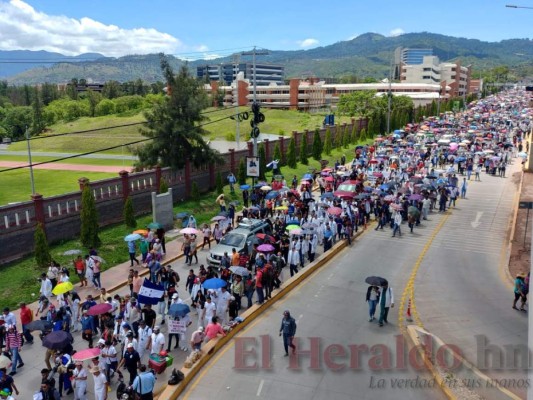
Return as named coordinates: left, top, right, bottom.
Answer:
left=0, top=355, right=12, bottom=369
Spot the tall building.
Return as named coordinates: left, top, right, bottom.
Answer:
left=197, top=62, right=284, bottom=86
left=401, top=48, right=434, bottom=65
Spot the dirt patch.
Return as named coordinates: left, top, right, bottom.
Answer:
left=0, top=161, right=128, bottom=173
left=509, top=171, right=533, bottom=279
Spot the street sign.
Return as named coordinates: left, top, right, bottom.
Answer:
left=519, top=201, right=533, bottom=209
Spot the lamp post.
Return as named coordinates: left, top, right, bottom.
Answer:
left=25, top=126, right=36, bottom=195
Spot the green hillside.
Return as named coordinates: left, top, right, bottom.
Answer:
left=5, top=32, right=532, bottom=84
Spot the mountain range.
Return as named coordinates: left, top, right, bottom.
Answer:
left=1, top=32, right=531, bottom=85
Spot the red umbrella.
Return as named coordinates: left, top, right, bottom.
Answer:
left=87, top=303, right=112, bottom=316
left=368, top=159, right=379, bottom=164
left=73, top=348, right=101, bottom=361
left=372, top=172, right=383, bottom=178
left=256, top=233, right=276, bottom=243
left=324, top=176, right=334, bottom=182
left=322, top=168, right=333, bottom=172
left=327, top=207, right=342, bottom=216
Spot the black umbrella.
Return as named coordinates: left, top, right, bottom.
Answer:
left=365, top=276, right=388, bottom=286
left=26, top=320, right=53, bottom=332
left=42, top=330, right=74, bottom=350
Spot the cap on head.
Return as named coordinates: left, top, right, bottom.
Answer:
left=127, top=343, right=134, bottom=349
left=154, top=325, right=160, bottom=331
left=172, top=293, right=178, bottom=299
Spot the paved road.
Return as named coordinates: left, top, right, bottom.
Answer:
left=180, top=163, right=526, bottom=400
left=416, top=159, right=528, bottom=398
left=180, top=224, right=450, bottom=399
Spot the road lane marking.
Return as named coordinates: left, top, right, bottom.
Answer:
left=398, top=212, right=450, bottom=332
left=256, top=379, right=264, bottom=396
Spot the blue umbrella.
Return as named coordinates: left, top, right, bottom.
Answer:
left=363, top=187, right=373, bottom=193
left=168, top=303, right=191, bottom=318
left=321, top=192, right=334, bottom=200
left=124, top=233, right=142, bottom=242
left=240, top=184, right=250, bottom=190
left=379, top=184, right=389, bottom=190
left=265, top=191, right=279, bottom=200
left=176, top=212, right=189, bottom=219
left=302, top=173, right=313, bottom=180
left=203, top=278, right=228, bottom=289
left=286, top=219, right=300, bottom=226
left=253, top=183, right=263, bottom=189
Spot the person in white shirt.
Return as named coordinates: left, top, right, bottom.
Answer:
left=287, top=245, right=300, bottom=277
left=215, top=287, right=231, bottom=325
left=90, top=366, right=108, bottom=400
left=101, top=340, right=118, bottom=383
left=39, top=273, right=53, bottom=298
left=202, top=296, right=217, bottom=328
left=72, top=361, right=88, bottom=400
left=137, top=320, right=152, bottom=361
left=148, top=326, right=165, bottom=355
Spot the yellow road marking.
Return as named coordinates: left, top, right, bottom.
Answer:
left=398, top=212, right=450, bottom=332
left=182, top=228, right=372, bottom=399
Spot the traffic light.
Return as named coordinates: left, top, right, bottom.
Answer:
left=251, top=102, right=265, bottom=124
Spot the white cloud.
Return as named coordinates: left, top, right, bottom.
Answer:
left=389, top=28, right=405, bottom=37
left=0, top=0, right=182, bottom=56
left=297, top=38, right=319, bottom=48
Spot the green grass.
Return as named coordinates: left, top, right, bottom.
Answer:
left=0, top=144, right=366, bottom=309
left=0, top=169, right=115, bottom=204
left=0, top=155, right=134, bottom=167
left=5, top=108, right=356, bottom=154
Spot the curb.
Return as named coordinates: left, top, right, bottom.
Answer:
left=405, top=325, right=522, bottom=400
left=157, top=232, right=361, bottom=399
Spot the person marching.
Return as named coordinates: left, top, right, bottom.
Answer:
left=279, top=310, right=297, bottom=356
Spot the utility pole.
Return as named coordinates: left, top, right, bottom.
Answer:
left=386, top=57, right=393, bottom=134
left=241, top=47, right=269, bottom=157
left=233, top=54, right=241, bottom=148
left=25, top=126, right=35, bottom=195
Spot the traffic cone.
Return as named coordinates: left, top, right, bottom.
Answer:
left=406, top=298, right=413, bottom=322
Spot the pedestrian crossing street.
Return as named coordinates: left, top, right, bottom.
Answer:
left=366, top=162, right=519, bottom=258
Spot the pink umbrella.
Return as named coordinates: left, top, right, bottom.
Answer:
left=288, top=228, right=303, bottom=236
left=73, top=348, right=101, bottom=361
left=180, top=227, right=199, bottom=235
left=327, top=207, right=342, bottom=216
left=324, top=176, right=334, bottom=182
left=257, top=243, right=275, bottom=253
left=87, top=303, right=112, bottom=316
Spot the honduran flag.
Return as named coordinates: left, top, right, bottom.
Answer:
left=138, top=279, right=164, bottom=305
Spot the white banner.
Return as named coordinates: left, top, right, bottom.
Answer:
left=168, top=319, right=187, bottom=334
left=246, top=157, right=260, bottom=177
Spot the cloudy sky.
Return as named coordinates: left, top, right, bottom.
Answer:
left=0, top=0, right=531, bottom=58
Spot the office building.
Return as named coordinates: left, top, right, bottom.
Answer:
left=197, top=62, right=284, bottom=86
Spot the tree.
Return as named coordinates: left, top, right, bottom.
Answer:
left=273, top=142, right=283, bottom=166
left=299, top=132, right=309, bottom=165
left=312, top=128, right=323, bottom=161
left=31, top=87, right=45, bottom=136
left=287, top=136, right=297, bottom=169
left=343, top=125, right=350, bottom=148
left=258, top=143, right=267, bottom=180
left=360, top=128, right=367, bottom=142
left=367, top=118, right=377, bottom=138
left=34, top=223, right=51, bottom=268
left=238, top=158, right=246, bottom=185
left=136, top=55, right=221, bottom=170
left=159, top=178, right=168, bottom=194
left=351, top=123, right=358, bottom=144
left=324, top=127, right=332, bottom=156
left=80, top=183, right=100, bottom=248
left=334, top=126, right=343, bottom=149
left=191, top=181, right=200, bottom=201
left=86, top=89, right=102, bottom=117
left=123, top=197, right=137, bottom=228
left=3, top=106, right=32, bottom=140
left=102, top=81, right=122, bottom=99
left=337, top=90, right=378, bottom=118
left=216, top=171, right=223, bottom=194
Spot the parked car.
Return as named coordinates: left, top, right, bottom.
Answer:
left=207, top=218, right=272, bottom=266
left=333, top=180, right=359, bottom=200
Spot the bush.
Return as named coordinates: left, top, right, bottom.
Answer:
left=287, top=137, right=297, bottom=169
left=80, top=183, right=101, bottom=248
left=34, top=223, right=51, bottom=268
left=225, top=131, right=236, bottom=141
left=324, top=127, right=332, bottom=156
left=191, top=181, right=200, bottom=201
left=95, top=99, right=116, bottom=116
left=299, top=132, right=309, bottom=165
left=159, top=178, right=168, bottom=194
left=334, top=126, right=343, bottom=149
left=273, top=142, right=282, bottom=166
left=351, top=124, right=358, bottom=144
left=123, top=197, right=137, bottom=228
left=360, top=128, right=367, bottom=141
left=238, top=158, right=246, bottom=185
left=343, top=126, right=351, bottom=148
left=312, top=128, right=323, bottom=161
left=216, top=171, right=224, bottom=194
left=64, top=100, right=90, bottom=122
